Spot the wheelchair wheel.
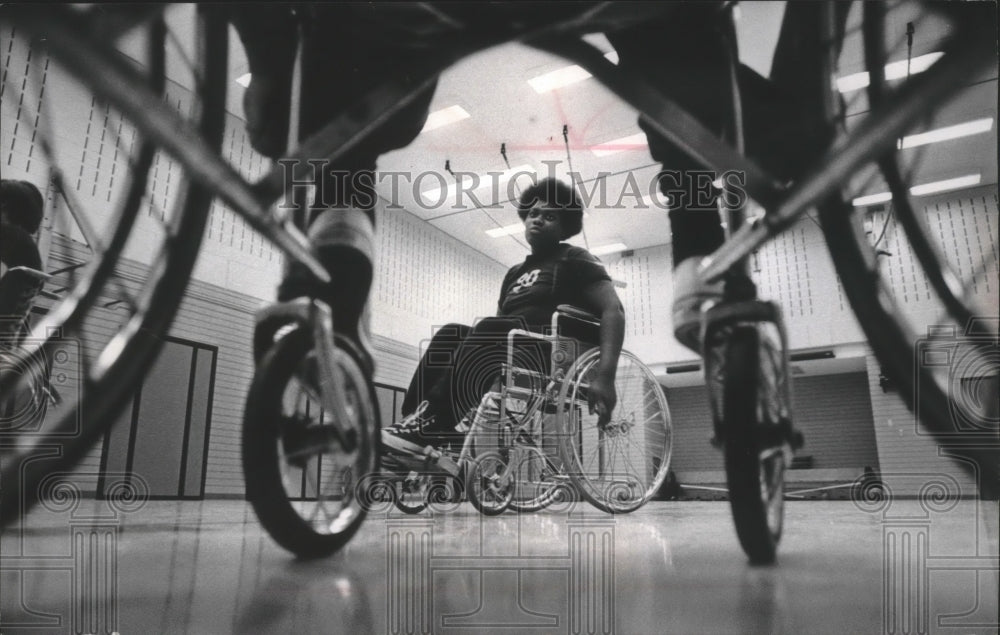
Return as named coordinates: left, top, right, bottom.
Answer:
left=0, top=5, right=228, bottom=526
left=393, top=474, right=430, bottom=515
left=466, top=451, right=514, bottom=516
left=558, top=349, right=673, bottom=514
left=819, top=1, right=998, bottom=498
left=243, top=327, right=378, bottom=558
left=719, top=325, right=790, bottom=565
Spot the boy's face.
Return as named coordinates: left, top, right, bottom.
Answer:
left=523, top=203, right=564, bottom=248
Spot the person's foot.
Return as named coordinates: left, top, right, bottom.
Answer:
left=671, top=257, right=724, bottom=352
left=381, top=402, right=460, bottom=476
left=276, top=207, right=376, bottom=371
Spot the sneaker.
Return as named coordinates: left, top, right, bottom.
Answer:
left=381, top=402, right=461, bottom=477
left=671, top=257, right=724, bottom=352
left=383, top=401, right=436, bottom=442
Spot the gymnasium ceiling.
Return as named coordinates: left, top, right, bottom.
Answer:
left=215, top=2, right=998, bottom=269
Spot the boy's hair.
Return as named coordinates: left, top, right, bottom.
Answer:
left=1, top=179, right=44, bottom=235
left=516, top=178, right=584, bottom=239
left=0, top=221, right=43, bottom=271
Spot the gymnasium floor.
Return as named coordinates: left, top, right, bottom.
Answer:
left=2, top=499, right=997, bottom=634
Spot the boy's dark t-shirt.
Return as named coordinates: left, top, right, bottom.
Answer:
left=497, top=243, right=611, bottom=331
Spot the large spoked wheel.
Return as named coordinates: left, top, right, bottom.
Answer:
left=719, top=325, right=790, bottom=565
left=558, top=349, right=673, bottom=514
left=0, top=5, right=228, bottom=526
left=820, top=2, right=998, bottom=499
left=243, top=327, right=379, bottom=559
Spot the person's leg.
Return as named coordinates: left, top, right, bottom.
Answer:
left=232, top=5, right=439, bottom=344
left=276, top=8, right=439, bottom=344
left=607, top=3, right=845, bottom=351
left=385, top=317, right=548, bottom=450
left=400, top=323, right=471, bottom=416
left=427, top=317, right=549, bottom=430
left=607, top=6, right=733, bottom=351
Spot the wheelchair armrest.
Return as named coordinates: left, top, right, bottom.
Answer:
left=553, top=305, right=600, bottom=346
left=555, top=304, right=600, bottom=325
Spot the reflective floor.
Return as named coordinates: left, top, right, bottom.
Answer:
left=2, top=499, right=997, bottom=634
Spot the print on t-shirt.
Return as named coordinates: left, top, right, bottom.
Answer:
left=498, top=244, right=612, bottom=330
left=509, top=269, right=541, bottom=294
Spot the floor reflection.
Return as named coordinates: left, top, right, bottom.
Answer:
left=1, top=499, right=996, bottom=634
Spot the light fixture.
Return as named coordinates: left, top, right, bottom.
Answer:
left=898, top=117, right=993, bottom=149
left=527, top=52, right=621, bottom=94
left=235, top=73, right=252, bottom=88
left=909, top=173, right=981, bottom=196
left=486, top=222, right=524, bottom=238
left=851, top=173, right=981, bottom=207
left=591, top=242, right=628, bottom=256
left=836, top=52, right=943, bottom=93
left=590, top=132, right=648, bottom=157
left=851, top=192, right=894, bottom=207
left=421, top=105, right=471, bottom=133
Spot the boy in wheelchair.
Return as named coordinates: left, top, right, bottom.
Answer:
left=229, top=2, right=843, bottom=469
left=1, top=179, right=46, bottom=342
left=380, top=178, right=625, bottom=474
left=1, top=180, right=51, bottom=426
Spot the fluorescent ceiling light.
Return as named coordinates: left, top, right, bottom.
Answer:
left=235, top=73, right=252, bottom=88
left=421, top=105, right=471, bottom=132
left=898, top=117, right=993, bottom=149
left=851, top=192, right=894, bottom=207
left=836, top=52, right=943, bottom=93
left=527, top=52, right=620, bottom=93
left=851, top=173, right=981, bottom=207
left=591, top=242, right=628, bottom=256
left=909, top=173, right=981, bottom=196
left=486, top=222, right=524, bottom=238
left=590, top=133, right=648, bottom=157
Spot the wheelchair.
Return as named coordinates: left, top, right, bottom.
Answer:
left=456, top=305, right=674, bottom=515
left=0, top=267, right=56, bottom=434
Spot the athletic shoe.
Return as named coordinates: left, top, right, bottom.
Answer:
left=671, top=256, right=724, bottom=352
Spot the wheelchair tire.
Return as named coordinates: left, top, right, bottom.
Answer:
left=243, top=327, right=379, bottom=558
left=818, top=2, right=999, bottom=500
left=558, top=348, right=673, bottom=514
left=0, top=6, right=228, bottom=527
left=721, top=325, right=788, bottom=565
